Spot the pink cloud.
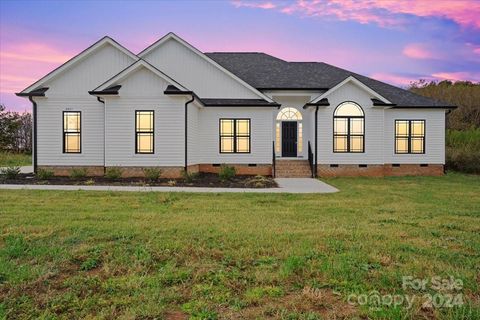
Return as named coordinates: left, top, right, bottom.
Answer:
left=432, top=71, right=480, bottom=82
left=402, top=43, right=435, bottom=60
left=231, top=0, right=277, bottom=10
left=369, top=72, right=424, bottom=87
left=233, top=0, right=480, bottom=29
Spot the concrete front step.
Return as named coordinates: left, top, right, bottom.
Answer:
left=275, top=160, right=312, bottom=178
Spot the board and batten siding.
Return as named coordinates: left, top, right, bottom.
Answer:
left=384, top=109, right=445, bottom=164
left=142, top=38, right=260, bottom=99
left=103, top=68, right=186, bottom=167
left=44, top=43, right=135, bottom=98
left=317, top=81, right=385, bottom=164
left=197, top=107, right=274, bottom=164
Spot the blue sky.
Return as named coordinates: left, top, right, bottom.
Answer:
left=1, top=0, right=479, bottom=111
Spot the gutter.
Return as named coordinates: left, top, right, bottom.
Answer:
left=184, top=94, right=195, bottom=171
left=29, top=96, right=38, bottom=173
left=314, top=106, right=318, bottom=177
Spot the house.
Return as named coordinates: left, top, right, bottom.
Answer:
left=16, top=33, right=455, bottom=178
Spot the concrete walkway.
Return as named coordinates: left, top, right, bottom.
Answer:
left=0, top=178, right=338, bottom=194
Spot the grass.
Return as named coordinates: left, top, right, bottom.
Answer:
left=446, top=128, right=480, bottom=174
left=0, top=152, right=31, bottom=167
left=0, top=173, right=479, bottom=319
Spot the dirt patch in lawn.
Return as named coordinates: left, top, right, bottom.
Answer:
left=0, top=173, right=277, bottom=188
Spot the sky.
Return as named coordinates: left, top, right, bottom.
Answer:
left=1, top=0, right=479, bottom=112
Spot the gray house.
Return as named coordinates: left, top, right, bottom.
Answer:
left=17, top=33, right=455, bottom=178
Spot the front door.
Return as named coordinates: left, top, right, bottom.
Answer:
left=282, top=121, right=297, bottom=157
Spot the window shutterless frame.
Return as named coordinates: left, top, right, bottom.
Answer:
left=219, top=118, right=251, bottom=154
left=62, top=111, right=81, bottom=153
left=394, top=119, right=426, bottom=154
left=135, top=110, right=154, bottom=154
left=332, top=101, right=365, bottom=153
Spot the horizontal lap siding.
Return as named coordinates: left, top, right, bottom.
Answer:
left=104, top=71, right=185, bottom=167
left=317, top=82, right=384, bottom=164
left=188, top=105, right=200, bottom=165
left=198, top=107, right=273, bottom=164
left=384, top=109, right=445, bottom=164
left=36, top=98, right=105, bottom=165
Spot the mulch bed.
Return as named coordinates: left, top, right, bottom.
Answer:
left=0, top=173, right=278, bottom=188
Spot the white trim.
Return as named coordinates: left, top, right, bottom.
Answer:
left=309, top=76, right=392, bottom=105
left=20, top=37, right=138, bottom=94
left=92, top=59, right=189, bottom=93
left=138, top=32, right=274, bottom=102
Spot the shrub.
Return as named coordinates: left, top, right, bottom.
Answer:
left=0, top=166, right=20, bottom=179
left=446, top=129, right=480, bottom=174
left=167, top=180, right=177, bottom=186
left=84, top=179, right=95, bottom=186
left=105, top=167, right=122, bottom=180
left=244, top=175, right=273, bottom=188
left=218, top=164, right=236, bottom=181
left=143, top=167, right=162, bottom=182
left=181, top=169, right=199, bottom=183
left=70, top=168, right=87, bottom=179
left=36, top=168, right=54, bottom=180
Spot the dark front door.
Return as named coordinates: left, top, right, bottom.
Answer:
left=282, top=121, right=297, bottom=157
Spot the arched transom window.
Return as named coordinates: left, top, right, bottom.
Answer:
left=276, top=107, right=302, bottom=121
left=275, top=107, right=303, bottom=154
left=333, top=102, right=364, bottom=153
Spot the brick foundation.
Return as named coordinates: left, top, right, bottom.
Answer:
left=317, top=164, right=444, bottom=177
left=38, top=166, right=104, bottom=177
left=199, top=164, right=272, bottom=176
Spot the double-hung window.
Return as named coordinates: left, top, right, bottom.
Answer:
left=219, top=119, right=250, bottom=153
left=63, top=111, right=81, bottom=153
left=395, top=120, right=425, bottom=154
left=135, top=111, right=154, bottom=154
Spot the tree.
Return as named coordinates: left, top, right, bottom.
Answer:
left=0, top=104, right=32, bottom=152
left=409, top=80, right=480, bottom=130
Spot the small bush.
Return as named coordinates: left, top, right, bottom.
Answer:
left=244, top=175, right=272, bottom=188
left=167, top=180, right=177, bottom=186
left=218, top=164, right=236, bottom=181
left=143, top=167, right=162, bottom=182
left=0, top=166, right=20, bottom=179
left=84, top=179, right=95, bottom=186
left=36, top=168, right=54, bottom=180
left=105, top=167, right=122, bottom=180
left=70, top=168, right=87, bottom=179
left=181, top=169, right=199, bottom=183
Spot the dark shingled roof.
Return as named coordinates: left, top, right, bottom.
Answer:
left=206, top=52, right=455, bottom=108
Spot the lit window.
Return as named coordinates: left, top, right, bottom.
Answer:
left=63, top=111, right=81, bottom=153
left=275, top=123, right=281, bottom=153
left=298, top=123, right=303, bottom=153
left=395, top=120, right=425, bottom=154
left=220, top=119, right=250, bottom=153
left=333, top=102, right=364, bottom=153
left=136, top=111, right=154, bottom=153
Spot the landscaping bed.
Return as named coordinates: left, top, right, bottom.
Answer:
left=0, top=172, right=277, bottom=188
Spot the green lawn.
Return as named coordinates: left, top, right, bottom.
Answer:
left=0, top=152, right=31, bottom=167
left=0, top=173, right=479, bottom=319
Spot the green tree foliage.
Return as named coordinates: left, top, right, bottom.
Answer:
left=409, top=80, right=480, bottom=130
left=0, top=105, right=32, bottom=152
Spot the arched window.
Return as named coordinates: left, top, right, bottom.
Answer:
left=276, top=107, right=303, bottom=154
left=276, top=107, right=302, bottom=121
left=333, top=102, right=364, bottom=153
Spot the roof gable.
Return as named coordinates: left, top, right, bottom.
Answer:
left=91, top=59, right=188, bottom=94
left=19, top=37, right=138, bottom=94
left=139, top=33, right=273, bottom=101
left=310, top=76, right=392, bottom=105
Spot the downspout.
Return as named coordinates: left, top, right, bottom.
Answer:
left=444, top=109, right=451, bottom=174
left=28, top=96, right=37, bottom=174
left=97, top=97, right=106, bottom=172
left=184, top=95, right=195, bottom=171
left=314, top=106, right=318, bottom=177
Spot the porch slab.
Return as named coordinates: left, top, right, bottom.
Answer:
left=0, top=178, right=338, bottom=194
